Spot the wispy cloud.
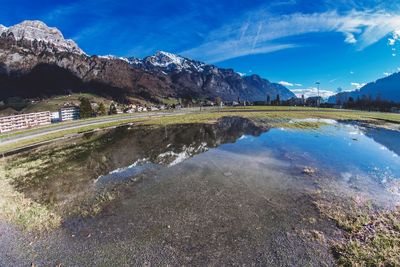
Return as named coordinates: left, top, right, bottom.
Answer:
left=388, top=30, right=400, bottom=45
left=41, top=0, right=218, bottom=57
left=290, top=88, right=335, bottom=99
left=279, top=81, right=293, bottom=87
left=350, top=82, right=366, bottom=89
left=328, top=77, right=340, bottom=83
left=279, top=81, right=302, bottom=87
left=181, top=9, right=400, bottom=63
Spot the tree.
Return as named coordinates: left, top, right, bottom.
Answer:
left=109, top=102, right=118, bottom=115
left=79, top=97, right=94, bottom=118
left=6, top=97, right=28, bottom=111
left=276, top=94, right=280, bottom=105
left=215, top=96, right=222, bottom=107
left=182, top=96, right=193, bottom=107
left=97, top=102, right=107, bottom=116
left=266, top=95, right=271, bottom=105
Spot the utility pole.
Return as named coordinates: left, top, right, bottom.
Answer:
left=315, top=82, right=320, bottom=108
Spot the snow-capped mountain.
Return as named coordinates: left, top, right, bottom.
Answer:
left=0, top=20, right=295, bottom=103
left=129, top=51, right=206, bottom=73
left=129, top=51, right=295, bottom=101
left=0, top=25, right=7, bottom=33
left=0, top=20, right=83, bottom=54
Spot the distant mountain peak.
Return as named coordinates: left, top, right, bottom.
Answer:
left=148, top=51, right=186, bottom=67
left=0, top=20, right=84, bottom=54
left=0, top=24, right=7, bottom=33
left=132, top=51, right=206, bottom=73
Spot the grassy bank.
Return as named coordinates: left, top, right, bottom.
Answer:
left=0, top=131, right=118, bottom=231
left=314, top=191, right=400, bottom=266
left=0, top=163, right=61, bottom=231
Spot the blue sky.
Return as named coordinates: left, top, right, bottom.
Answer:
left=1, top=0, right=400, bottom=97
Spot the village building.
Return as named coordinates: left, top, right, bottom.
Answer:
left=306, top=96, right=322, bottom=107
left=51, top=111, right=61, bottom=122
left=0, top=111, right=51, bottom=133
left=391, top=107, right=400, bottom=114
left=59, top=106, right=80, bottom=121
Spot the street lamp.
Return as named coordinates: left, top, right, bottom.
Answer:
left=315, top=82, right=320, bottom=107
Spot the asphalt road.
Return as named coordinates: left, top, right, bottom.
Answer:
left=0, top=108, right=208, bottom=147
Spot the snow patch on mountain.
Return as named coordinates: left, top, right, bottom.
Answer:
left=132, top=51, right=207, bottom=73
left=98, top=54, right=130, bottom=63
left=0, top=24, right=7, bottom=34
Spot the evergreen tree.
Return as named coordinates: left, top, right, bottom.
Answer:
left=215, top=96, right=222, bottom=107
left=109, top=102, right=118, bottom=115
left=79, top=97, right=94, bottom=118
left=98, top=102, right=107, bottom=116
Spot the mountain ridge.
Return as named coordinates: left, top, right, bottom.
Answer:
left=328, top=72, right=400, bottom=104
left=0, top=20, right=295, bottom=103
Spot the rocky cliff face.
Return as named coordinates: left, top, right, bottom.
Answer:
left=0, top=20, right=294, bottom=102
left=0, top=21, right=176, bottom=100
left=130, top=51, right=294, bottom=101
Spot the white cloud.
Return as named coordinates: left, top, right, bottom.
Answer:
left=181, top=9, right=400, bottom=63
left=350, top=82, right=366, bottom=89
left=344, top=32, right=357, bottom=44
left=350, top=71, right=354, bottom=74
left=279, top=81, right=294, bottom=87
left=290, top=88, right=336, bottom=99
left=384, top=72, right=392, bottom=76
left=279, top=81, right=303, bottom=87
left=388, top=30, right=400, bottom=46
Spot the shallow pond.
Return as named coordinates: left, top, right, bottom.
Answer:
left=1, top=117, right=399, bottom=266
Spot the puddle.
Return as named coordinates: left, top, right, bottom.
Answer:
left=1, top=117, right=400, bottom=266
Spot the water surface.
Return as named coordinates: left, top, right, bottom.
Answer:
left=1, top=117, right=399, bottom=266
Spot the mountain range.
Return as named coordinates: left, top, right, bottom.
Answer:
left=328, top=72, right=400, bottom=104
left=0, top=20, right=295, bottom=104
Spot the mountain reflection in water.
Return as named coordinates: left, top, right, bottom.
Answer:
left=14, top=117, right=267, bottom=208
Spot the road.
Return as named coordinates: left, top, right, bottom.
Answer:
left=0, top=107, right=208, bottom=148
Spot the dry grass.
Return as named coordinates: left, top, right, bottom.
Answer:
left=0, top=162, right=61, bottom=231
left=315, top=194, right=400, bottom=266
